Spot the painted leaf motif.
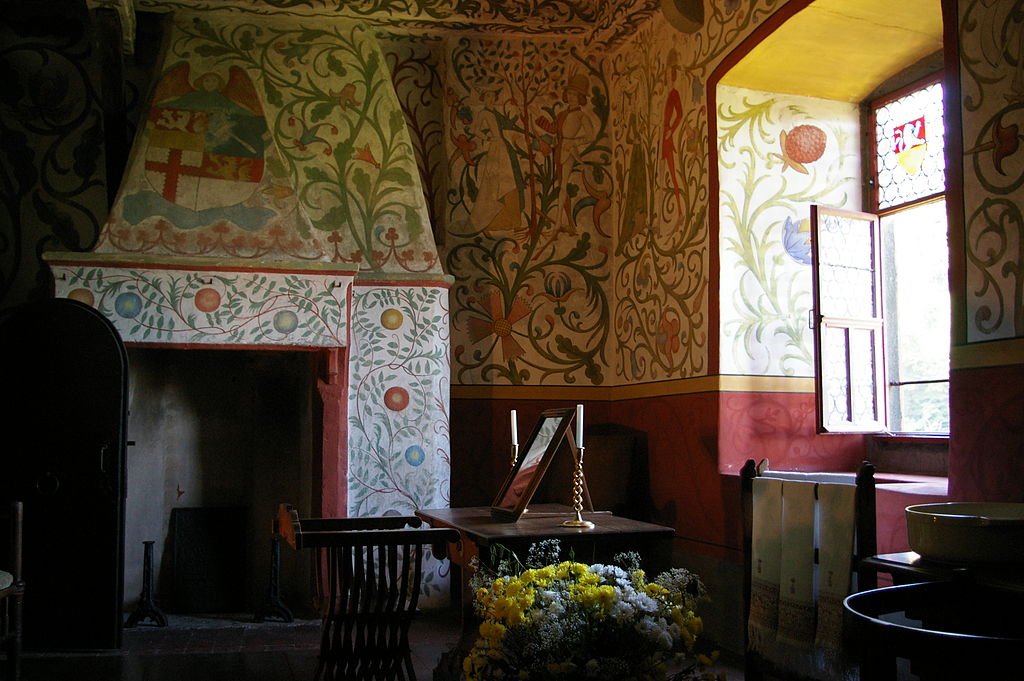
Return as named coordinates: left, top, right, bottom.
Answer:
left=311, top=101, right=335, bottom=123
left=404, top=205, right=423, bottom=242
left=382, top=167, right=414, bottom=187
left=264, top=81, right=283, bottom=107
left=352, top=167, right=372, bottom=201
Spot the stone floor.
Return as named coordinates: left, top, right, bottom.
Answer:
left=11, top=608, right=742, bottom=681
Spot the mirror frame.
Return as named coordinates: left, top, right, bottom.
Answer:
left=490, top=407, right=576, bottom=522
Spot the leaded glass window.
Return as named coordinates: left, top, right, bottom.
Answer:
left=872, top=77, right=945, bottom=210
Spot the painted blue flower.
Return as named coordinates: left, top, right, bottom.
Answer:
left=782, top=216, right=813, bottom=265
left=114, top=292, right=142, bottom=318
left=404, top=445, right=426, bottom=467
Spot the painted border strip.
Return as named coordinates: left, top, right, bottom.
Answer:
left=952, top=338, right=1024, bottom=370
left=451, top=375, right=815, bottom=401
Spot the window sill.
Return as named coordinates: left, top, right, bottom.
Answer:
left=872, top=432, right=949, bottom=443
left=868, top=433, right=949, bottom=478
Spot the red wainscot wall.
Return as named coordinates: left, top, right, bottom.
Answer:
left=948, top=362, right=1024, bottom=502
left=450, top=387, right=939, bottom=559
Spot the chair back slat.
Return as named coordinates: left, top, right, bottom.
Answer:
left=277, top=504, right=457, bottom=681
left=1, top=500, right=24, bottom=681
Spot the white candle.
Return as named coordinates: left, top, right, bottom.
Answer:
left=510, top=409, right=518, bottom=446
left=576, top=404, right=584, bottom=447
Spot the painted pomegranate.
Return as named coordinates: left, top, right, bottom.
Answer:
left=779, top=124, right=827, bottom=173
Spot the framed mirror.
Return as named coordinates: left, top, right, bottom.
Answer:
left=490, top=407, right=575, bottom=522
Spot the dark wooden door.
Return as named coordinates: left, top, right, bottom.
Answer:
left=0, top=298, right=127, bottom=650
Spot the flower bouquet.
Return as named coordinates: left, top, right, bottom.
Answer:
left=462, top=541, right=718, bottom=681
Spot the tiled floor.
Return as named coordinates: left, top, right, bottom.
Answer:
left=13, top=609, right=741, bottom=681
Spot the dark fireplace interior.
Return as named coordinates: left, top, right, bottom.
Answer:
left=124, top=347, right=318, bottom=619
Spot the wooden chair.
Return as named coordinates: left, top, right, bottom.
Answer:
left=0, top=501, right=24, bottom=681
left=276, top=504, right=459, bottom=681
left=740, top=459, right=876, bottom=681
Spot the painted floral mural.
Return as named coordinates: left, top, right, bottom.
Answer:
left=607, top=2, right=787, bottom=383
left=716, top=86, right=859, bottom=376
left=103, top=11, right=439, bottom=274
left=442, top=37, right=612, bottom=385
left=961, top=0, right=1024, bottom=342
left=347, top=284, right=452, bottom=600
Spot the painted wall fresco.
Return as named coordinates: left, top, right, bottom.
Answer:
left=49, top=258, right=356, bottom=346
left=717, top=85, right=859, bottom=376
left=139, top=0, right=659, bottom=47
left=442, top=36, right=613, bottom=385
left=0, top=1, right=112, bottom=310
left=378, top=34, right=449, bottom=246
left=960, top=0, right=1024, bottom=342
left=608, top=2, right=783, bottom=383
left=347, top=283, right=452, bottom=601
left=102, top=11, right=439, bottom=274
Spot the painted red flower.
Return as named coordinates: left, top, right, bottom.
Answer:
left=658, top=315, right=681, bottom=361
left=467, top=293, right=530, bottom=361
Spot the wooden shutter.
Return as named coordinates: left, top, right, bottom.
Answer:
left=811, top=205, right=887, bottom=433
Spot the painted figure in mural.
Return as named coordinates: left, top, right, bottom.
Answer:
left=537, top=73, right=596, bottom=235
left=662, top=88, right=685, bottom=215
left=469, top=89, right=523, bottom=237
left=618, top=112, right=649, bottom=254
left=123, top=62, right=273, bottom=230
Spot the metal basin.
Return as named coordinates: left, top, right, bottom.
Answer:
left=906, top=502, right=1024, bottom=564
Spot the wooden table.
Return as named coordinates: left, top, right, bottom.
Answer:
left=416, top=504, right=676, bottom=680
left=416, top=504, right=675, bottom=616
left=863, top=551, right=1024, bottom=592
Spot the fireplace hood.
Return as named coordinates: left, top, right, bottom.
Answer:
left=46, top=9, right=440, bottom=349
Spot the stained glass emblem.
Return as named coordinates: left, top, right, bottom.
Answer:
left=893, top=116, right=927, bottom=175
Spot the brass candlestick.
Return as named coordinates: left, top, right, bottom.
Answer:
left=510, top=443, right=519, bottom=467
left=562, top=445, right=594, bottom=529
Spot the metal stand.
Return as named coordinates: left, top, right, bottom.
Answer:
left=510, top=443, right=519, bottom=467
left=254, top=535, right=293, bottom=623
left=125, top=541, right=167, bottom=627
left=562, top=446, right=594, bottom=529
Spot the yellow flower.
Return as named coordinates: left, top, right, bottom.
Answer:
left=478, top=619, right=507, bottom=644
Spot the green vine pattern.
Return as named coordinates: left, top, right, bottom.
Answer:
left=444, top=38, right=611, bottom=385
left=959, top=0, right=1024, bottom=341
left=51, top=264, right=350, bottom=345
left=379, top=36, right=449, bottom=245
left=346, top=285, right=450, bottom=597
left=717, top=89, right=857, bottom=376
left=609, top=28, right=708, bottom=381
left=168, top=13, right=438, bottom=273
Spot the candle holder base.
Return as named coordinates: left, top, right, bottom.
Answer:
left=561, top=517, right=595, bottom=529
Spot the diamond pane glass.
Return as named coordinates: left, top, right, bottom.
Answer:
left=849, top=327, right=879, bottom=423
left=874, top=81, right=945, bottom=210
left=823, top=325, right=851, bottom=426
left=817, top=212, right=878, bottom=319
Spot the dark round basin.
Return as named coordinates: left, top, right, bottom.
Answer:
left=844, top=579, right=1024, bottom=680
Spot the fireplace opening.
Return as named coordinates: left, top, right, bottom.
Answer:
left=124, top=347, right=319, bottom=619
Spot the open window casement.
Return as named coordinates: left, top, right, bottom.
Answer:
left=810, top=205, right=887, bottom=434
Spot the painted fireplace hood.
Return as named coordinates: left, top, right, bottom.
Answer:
left=47, top=9, right=440, bottom=348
